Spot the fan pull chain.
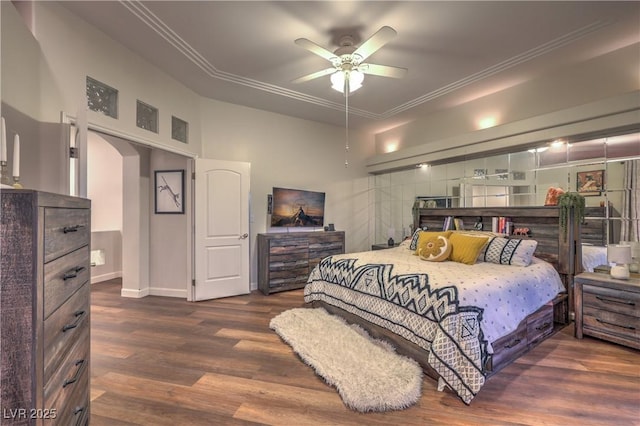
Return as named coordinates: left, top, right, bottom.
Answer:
left=345, top=89, right=349, bottom=168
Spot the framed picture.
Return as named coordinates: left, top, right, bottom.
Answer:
left=577, top=169, right=604, bottom=196
left=155, top=169, right=185, bottom=214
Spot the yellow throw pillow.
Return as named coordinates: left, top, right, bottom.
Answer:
left=414, top=231, right=453, bottom=255
left=448, top=233, right=489, bottom=265
left=418, top=235, right=452, bottom=262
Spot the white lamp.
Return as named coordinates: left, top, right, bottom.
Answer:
left=608, top=244, right=632, bottom=280
left=331, top=70, right=364, bottom=93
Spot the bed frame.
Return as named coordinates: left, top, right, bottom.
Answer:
left=310, top=206, right=581, bottom=387
left=583, top=205, right=617, bottom=245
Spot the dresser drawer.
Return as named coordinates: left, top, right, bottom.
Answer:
left=44, top=329, right=89, bottom=426
left=44, top=208, right=90, bottom=263
left=488, top=322, right=527, bottom=372
left=527, top=303, right=554, bottom=346
left=44, top=284, right=90, bottom=383
left=583, top=307, right=640, bottom=342
left=583, top=284, right=640, bottom=317
left=44, top=247, right=90, bottom=319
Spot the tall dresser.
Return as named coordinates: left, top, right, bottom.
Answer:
left=1, top=190, right=91, bottom=425
left=257, top=231, right=345, bottom=295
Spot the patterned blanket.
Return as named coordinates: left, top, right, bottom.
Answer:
left=304, top=255, right=490, bottom=404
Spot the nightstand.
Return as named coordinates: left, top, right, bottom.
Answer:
left=574, top=272, right=639, bottom=350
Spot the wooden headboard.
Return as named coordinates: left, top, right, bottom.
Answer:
left=413, top=206, right=581, bottom=315
left=582, top=205, right=619, bottom=246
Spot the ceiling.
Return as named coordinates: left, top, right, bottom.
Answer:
left=58, top=1, right=639, bottom=135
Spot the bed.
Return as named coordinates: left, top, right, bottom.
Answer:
left=304, top=206, right=579, bottom=404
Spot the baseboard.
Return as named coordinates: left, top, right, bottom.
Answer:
left=121, top=287, right=150, bottom=298
left=149, top=287, right=187, bottom=298
left=91, top=271, right=122, bottom=284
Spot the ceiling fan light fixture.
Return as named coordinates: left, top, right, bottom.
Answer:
left=331, top=70, right=364, bottom=93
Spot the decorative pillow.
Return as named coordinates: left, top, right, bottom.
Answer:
left=408, top=229, right=423, bottom=250
left=448, top=233, right=489, bottom=265
left=481, top=238, right=538, bottom=266
left=451, top=230, right=507, bottom=238
left=476, top=237, right=496, bottom=262
left=544, top=187, right=565, bottom=206
left=418, top=235, right=452, bottom=262
left=414, top=230, right=453, bottom=255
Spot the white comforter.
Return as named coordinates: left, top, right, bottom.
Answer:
left=304, top=245, right=565, bottom=403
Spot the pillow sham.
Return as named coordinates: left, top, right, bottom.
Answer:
left=418, top=235, right=452, bottom=262
left=448, top=233, right=489, bottom=265
left=481, top=238, right=538, bottom=266
left=408, top=229, right=423, bottom=250
left=451, top=230, right=507, bottom=238
left=414, top=230, right=453, bottom=255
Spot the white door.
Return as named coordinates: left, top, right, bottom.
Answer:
left=193, top=159, right=251, bottom=301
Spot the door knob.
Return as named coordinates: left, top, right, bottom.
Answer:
left=240, top=233, right=249, bottom=239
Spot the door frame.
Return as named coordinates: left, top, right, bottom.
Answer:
left=63, top=112, right=197, bottom=299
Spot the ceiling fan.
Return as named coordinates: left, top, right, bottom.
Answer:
left=292, top=26, right=407, bottom=94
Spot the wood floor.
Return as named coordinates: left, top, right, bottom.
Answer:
left=90, top=279, right=639, bottom=426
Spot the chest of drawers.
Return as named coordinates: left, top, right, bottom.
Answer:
left=257, top=231, right=345, bottom=294
left=1, top=190, right=91, bottom=425
left=575, top=272, right=639, bottom=350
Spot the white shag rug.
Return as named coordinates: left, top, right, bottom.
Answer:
left=269, top=307, right=423, bottom=412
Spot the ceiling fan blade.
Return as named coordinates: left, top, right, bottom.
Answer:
left=292, top=67, right=337, bottom=84
left=359, top=63, right=407, bottom=79
left=295, top=38, right=339, bottom=62
left=353, top=26, right=397, bottom=62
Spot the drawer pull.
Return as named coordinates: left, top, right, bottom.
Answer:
left=595, top=318, right=636, bottom=330
left=62, top=359, right=85, bottom=388
left=63, top=224, right=85, bottom=234
left=595, top=295, right=635, bottom=306
left=62, top=310, right=86, bottom=332
left=535, top=322, right=552, bottom=331
left=504, top=338, right=522, bottom=349
left=73, top=406, right=85, bottom=416
left=63, top=266, right=86, bottom=281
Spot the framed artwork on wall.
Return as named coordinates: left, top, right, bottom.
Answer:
left=577, top=169, right=604, bottom=196
left=155, top=169, right=185, bottom=214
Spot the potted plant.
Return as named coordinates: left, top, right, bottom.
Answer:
left=557, top=192, right=586, bottom=240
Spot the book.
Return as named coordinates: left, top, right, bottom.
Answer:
left=443, top=216, right=455, bottom=231
left=492, top=216, right=512, bottom=234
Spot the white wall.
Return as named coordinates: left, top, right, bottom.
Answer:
left=4, top=1, right=637, bottom=296
left=1, top=1, right=44, bottom=121
left=199, top=98, right=374, bottom=284
left=372, top=43, right=640, bottom=163
left=88, top=134, right=123, bottom=231
left=87, top=132, right=124, bottom=284
left=27, top=1, right=202, bottom=157
left=149, top=149, right=191, bottom=297
left=6, top=1, right=373, bottom=296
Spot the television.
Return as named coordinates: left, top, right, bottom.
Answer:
left=270, top=187, right=325, bottom=227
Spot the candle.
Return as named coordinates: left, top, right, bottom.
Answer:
left=1, top=117, right=6, bottom=162
left=12, top=134, right=19, bottom=177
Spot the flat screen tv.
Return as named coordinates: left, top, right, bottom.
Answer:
left=270, top=187, right=325, bottom=227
